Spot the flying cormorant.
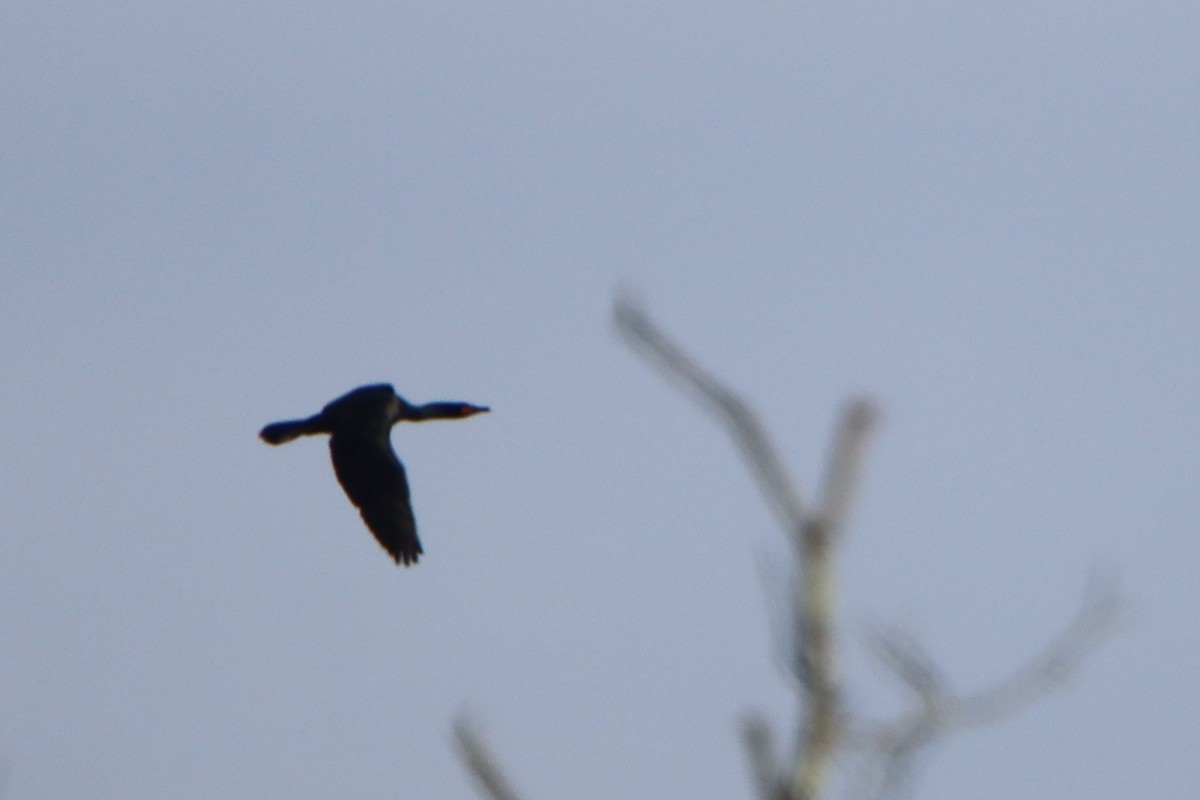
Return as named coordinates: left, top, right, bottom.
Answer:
left=260, top=383, right=488, bottom=565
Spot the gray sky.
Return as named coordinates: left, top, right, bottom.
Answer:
left=2, top=3, right=1197, bottom=799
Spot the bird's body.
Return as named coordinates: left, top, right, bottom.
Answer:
left=260, top=384, right=488, bottom=565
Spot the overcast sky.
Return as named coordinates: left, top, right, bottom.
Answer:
left=2, top=3, right=1197, bottom=799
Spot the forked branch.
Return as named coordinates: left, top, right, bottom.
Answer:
left=615, top=295, right=880, bottom=800
left=456, top=297, right=1114, bottom=800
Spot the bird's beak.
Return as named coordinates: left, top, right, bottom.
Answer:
left=464, top=404, right=490, bottom=416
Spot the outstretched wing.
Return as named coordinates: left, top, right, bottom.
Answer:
left=328, top=433, right=422, bottom=565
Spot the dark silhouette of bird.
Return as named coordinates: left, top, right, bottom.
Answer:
left=259, top=383, right=488, bottom=565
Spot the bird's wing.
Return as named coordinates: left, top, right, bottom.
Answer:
left=328, top=433, right=422, bottom=565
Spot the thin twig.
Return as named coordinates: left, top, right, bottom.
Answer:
left=867, top=627, right=947, bottom=703
left=848, top=571, right=1118, bottom=799
left=614, top=295, right=807, bottom=532
left=949, top=569, right=1119, bottom=727
left=742, top=713, right=787, bottom=800
left=454, top=718, right=526, bottom=800
left=816, top=399, right=879, bottom=540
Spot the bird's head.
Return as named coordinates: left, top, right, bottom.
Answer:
left=453, top=403, right=490, bottom=418
left=396, top=399, right=490, bottom=422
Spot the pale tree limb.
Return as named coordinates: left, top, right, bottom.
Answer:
left=615, top=295, right=880, bottom=800
left=815, top=399, right=879, bottom=541
left=613, top=295, right=807, bottom=533
left=792, top=400, right=880, bottom=800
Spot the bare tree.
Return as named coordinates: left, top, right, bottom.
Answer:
left=457, top=297, right=1116, bottom=800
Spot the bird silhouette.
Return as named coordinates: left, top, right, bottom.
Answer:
left=260, top=383, right=488, bottom=565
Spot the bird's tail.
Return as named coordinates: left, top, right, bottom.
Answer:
left=259, top=415, right=326, bottom=445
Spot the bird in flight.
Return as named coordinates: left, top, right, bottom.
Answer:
left=260, top=383, right=489, bottom=565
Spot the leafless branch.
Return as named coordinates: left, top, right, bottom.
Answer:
left=613, top=294, right=807, bottom=533
left=454, top=718, right=526, bottom=800
left=848, top=570, right=1119, bottom=799
left=614, top=295, right=886, bottom=800
left=456, top=296, right=1116, bottom=800
left=867, top=627, right=947, bottom=703
left=816, top=399, right=879, bottom=540
left=951, top=568, right=1119, bottom=727
left=742, top=713, right=788, bottom=800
